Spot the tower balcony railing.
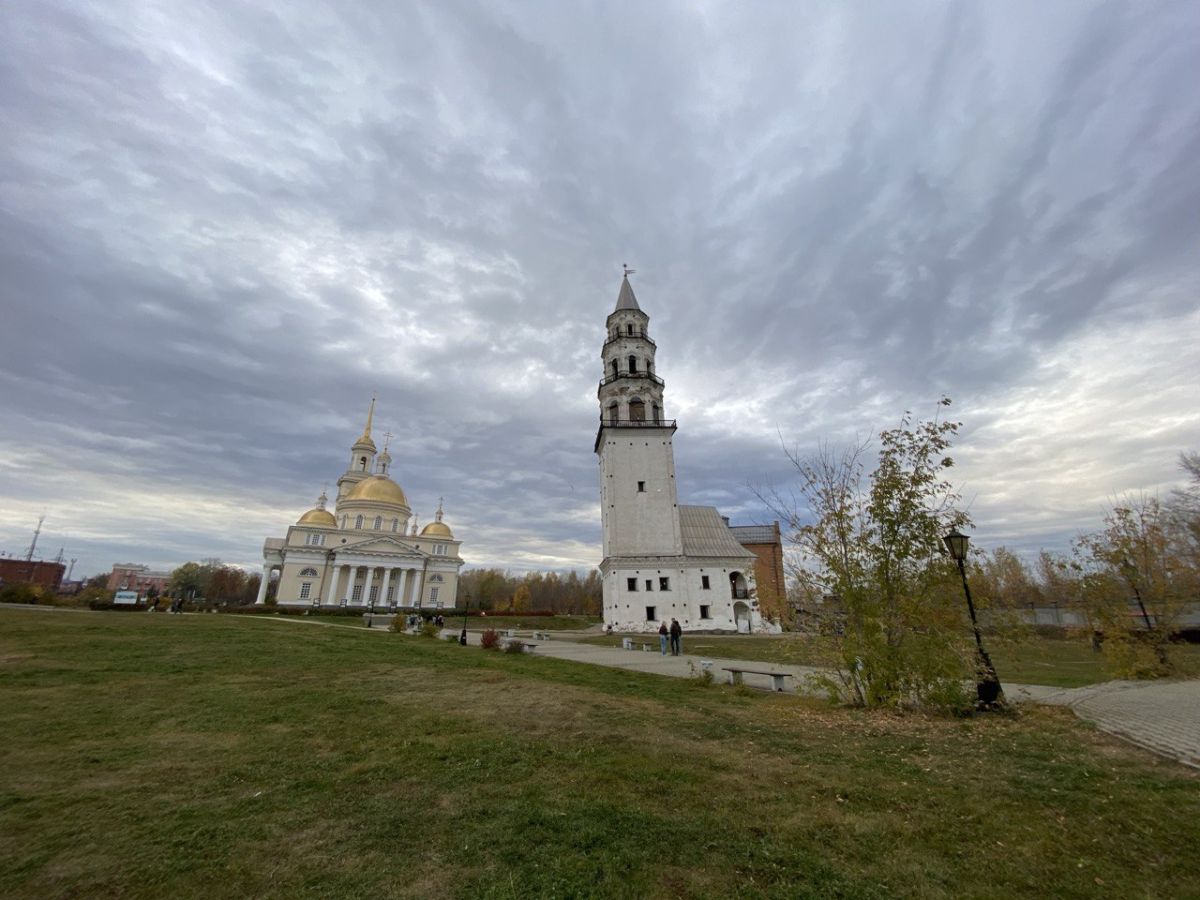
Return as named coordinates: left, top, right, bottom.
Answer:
left=603, top=329, right=656, bottom=350
left=599, top=371, right=665, bottom=388
left=600, top=417, right=677, bottom=428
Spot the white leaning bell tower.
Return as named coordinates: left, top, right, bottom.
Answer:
left=595, top=270, right=763, bottom=634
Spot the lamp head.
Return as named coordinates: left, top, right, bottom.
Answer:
left=943, top=528, right=969, bottom=562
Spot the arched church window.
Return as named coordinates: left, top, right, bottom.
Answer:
left=355, top=515, right=364, bottom=529
left=629, top=398, right=645, bottom=422
left=628, top=355, right=638, bottom=373
left=341, top=516, right=348, bottom=529
left=299, top=567, right=319, bottom=577
left=374, top=516, right=383, bottom=530
left=392, top=518, right=399, bottom=532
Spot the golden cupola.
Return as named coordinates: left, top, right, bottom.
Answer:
left=420, top=499, right=454, bottom=538
left=345, top=474, right=409, bottom=508
left=297, top=490, right=337, bottom=527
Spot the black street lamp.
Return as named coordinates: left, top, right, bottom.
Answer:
left=459, top=592, right=472, bottom=646
left=943, top=528, right=1004, bottom=708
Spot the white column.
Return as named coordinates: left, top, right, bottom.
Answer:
left=324, top=563, right=340, bottom=605
left=362, top=566, right=375, bottom=606
left=342, top=565, right=355, bottom=605
left=254, top=565, right=270, bottom=605
left=410, top=567, right=424, bottom=607
left=396, top=569, right=410, bottom=607
left=380, top=567, right=393, bottom=607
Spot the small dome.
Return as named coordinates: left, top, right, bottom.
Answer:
left=420, top=520, right=454, bottom=539
left=298, top=508, right=337, bottom=527
left=346, top=475, right=409, bottom=507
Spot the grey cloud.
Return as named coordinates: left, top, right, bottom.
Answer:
left=1, top=0, right=1197, bottom=577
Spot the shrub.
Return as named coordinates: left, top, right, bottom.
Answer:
left=480, top=628, right=500, bottom=650
left=688, top=661, right=714, bottom=686
left=503, top=639, right=526, bottom=654
left=419, top=620, right=439, bottom=639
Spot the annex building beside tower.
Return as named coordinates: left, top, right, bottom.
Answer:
left=596, top=275, right=770, bottom=633
left=256, top=401, right=464, bottom=609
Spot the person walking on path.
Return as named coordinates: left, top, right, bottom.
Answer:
left=669, top=619, right=682, bottom=656
left=658, top=621, right=669, bottom=655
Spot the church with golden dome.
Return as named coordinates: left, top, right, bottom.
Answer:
left=255, top=400, right=464, bottom=608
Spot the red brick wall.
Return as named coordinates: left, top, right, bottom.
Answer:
left=0, top=559, right=65, bottom=591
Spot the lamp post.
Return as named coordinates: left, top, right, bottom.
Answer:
left=943, top=528, right=1004, bottom=707
left=459, top=592, right=471, bottom=646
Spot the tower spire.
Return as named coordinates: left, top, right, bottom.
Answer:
left=360, top=396, right=376, bottom=443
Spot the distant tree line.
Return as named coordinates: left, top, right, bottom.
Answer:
left=167, top=559, right=262, bottom=605
left=457, top=568, right=602, bottom=615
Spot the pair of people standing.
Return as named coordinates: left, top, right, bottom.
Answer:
left=658, top=619, right=682, bottom=656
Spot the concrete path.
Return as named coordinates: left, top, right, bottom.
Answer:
left=1030, top=680, right=1200, bottom=769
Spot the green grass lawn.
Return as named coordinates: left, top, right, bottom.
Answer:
left=570, top=632, right=1200, bottom=688
left=2, top=609, right=1198, bottom=898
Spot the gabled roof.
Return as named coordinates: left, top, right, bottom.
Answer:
left=678, top=506, right=756, bottom=559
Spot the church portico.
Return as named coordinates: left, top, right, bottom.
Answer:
left=259, top=401, right=464, bottom=610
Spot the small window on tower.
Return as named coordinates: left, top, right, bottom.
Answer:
left=701, top=575, right=711, bottom=590
left=659, top=577, right=670, bottom=591
left=700, top=605, right=711, bottom=620
left=637, top=481, right=645, bottom=492
left=645, top=606, right=656, bottom=621
left=626, top=577, right=638, bottom=592
left=645, top=579, right=653, bottom=591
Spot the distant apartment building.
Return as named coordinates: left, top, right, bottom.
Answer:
left=106, top=563, right=172, bottom=596
left=0, top=558, right=66, bottom=592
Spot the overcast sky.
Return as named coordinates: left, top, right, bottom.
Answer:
left=2, top=1, right=1197, bottom=580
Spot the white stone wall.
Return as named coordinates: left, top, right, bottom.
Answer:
left=602, top=560, right=762, bottom=633
left=598, top=429, right=682, bottom=557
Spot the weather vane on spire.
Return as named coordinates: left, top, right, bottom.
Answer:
left=623, top=263, right=636, bottom=278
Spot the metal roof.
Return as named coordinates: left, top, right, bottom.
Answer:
left=678, top=505, right=756, bottom=559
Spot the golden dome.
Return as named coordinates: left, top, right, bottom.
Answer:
left=420, top=520, right=454, bottom=539
left=345, top=475, right=409, bottom=507
left=297, top=507, right=337, bottom=527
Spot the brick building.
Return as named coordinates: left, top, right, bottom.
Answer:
left=106, top=563, right=172, bottom=596
left=0, top=558, right=66, bottom=592
left=728, top=521, right=787, bottom=621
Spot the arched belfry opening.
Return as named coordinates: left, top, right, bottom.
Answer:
left=608, top=402, right=619, bottom=424
left=651, top=402, right=661, bottom=423
left=628, top=398, right=645, bottom=422
left=628, top=355, right=638, bottom=374
left=611, top=359, right=619, bottom=379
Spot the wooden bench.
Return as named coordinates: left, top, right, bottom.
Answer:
left=501, top=639, right=537, bottom=653
left=722, top=667, right=793, bottom=692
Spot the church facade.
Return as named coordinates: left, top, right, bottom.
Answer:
left=256, top=402, right=464, bottom=608
left=596, top=276, right=767, bottom=633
